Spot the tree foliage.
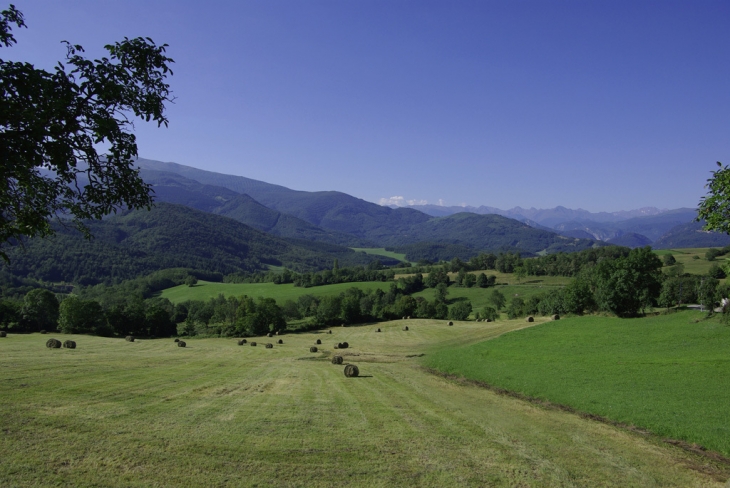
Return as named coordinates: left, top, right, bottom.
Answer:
left=697, top=161, right=730, bottom=234
left=0, top=4, right=174, bottom=260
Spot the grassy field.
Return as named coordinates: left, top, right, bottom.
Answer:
left=425, top=311, right=730, bottom=459
left=656, top=248, right=728, bottom=276
left=160, top=280, right=393, bottom=304
left=351, top=247, right=409, bottom=263
left=395, top=269, right=572, bottom=286
left=1, top=318, right=727, bottom=486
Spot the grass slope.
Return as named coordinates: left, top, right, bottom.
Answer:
left=425, top=311, right=730, bottom=458
left=1, top=319, right=725, bottom=486
left=160, top=280, right=393, bottom=304
left=656, top=247, right=729, bottom=275
left=351, top=247, right=409, bottom=263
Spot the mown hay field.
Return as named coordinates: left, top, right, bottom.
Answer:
left=426, top=311, right=730, bottom=458
left=1, top=318, right=728, bottom=486
left=655, top=248, right=729, bottom=276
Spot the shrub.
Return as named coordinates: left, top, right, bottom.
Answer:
left=448, top=301, right=472, bottom=321
left=310, top=346, right=318, bottom=353
left=332, top=355, right=343, bottom=365
left=177, top=340, right=186, bottom=347
left=265, top=343, right=273, bottom=349
left=709, top=264, right=726, bottom=279
left=344, top=364, right=359, bottom=377
left=62, top=340, right=76, bottom=349
left=46, top=338, right=61, bottom=348
left=125, top=336, right=134, bottom=342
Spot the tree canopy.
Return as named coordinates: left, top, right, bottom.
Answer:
left=698, top=162, right=730, bottom=234
left=0, top=4, right=174, bottom=261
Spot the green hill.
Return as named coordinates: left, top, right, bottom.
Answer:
left=141, top=169, right=372, bottom=247
left=1, top=203, right=390, bottom=286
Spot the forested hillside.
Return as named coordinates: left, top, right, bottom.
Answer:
left=1, top=204, right=392, bottom=286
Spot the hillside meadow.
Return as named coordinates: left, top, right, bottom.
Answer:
left=1, top=317, right=728, bottom=486
left=655, top=248, right=729, bottom=276
left=426, top=311, right=730, bottom=458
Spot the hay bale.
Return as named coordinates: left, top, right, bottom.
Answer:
left=316, top=339, right=321, bottom=345
left=341, top=323, right=346, bottom=327
left=174, top=338, right=180, bottom=342
left=177, top=340, right=186, bottom=347
left=267, top=332, right=273, bottom=338
left=334, top=344, right=339, bottom=349
left=265, top=343, right=273, bottom=349
left=62, top=340, right=76, bottom=349
left=310, top=346, right=318, bottom=353
left=46, top=338, right=61, bottom=348
left=276, top=331, right=280, bottom=335
left=40, top=330, right=47, bottom=334
left=486, top=318, right=492, bottom=322
left=551, top=314, right=560, bottom=320
left=277, top=339, right=283, bottom=344
left=241, top=339, right=248, bottom=344
left=237, top=339, right=245, bottom=345
left=447, top=321, right=453, bottom=326
left=407, top=316, right=411, bottom=319
left=125, top=335, right=135, bottom=342
left=250, top=341, right=257, bottom=346
left=338, top=342, right=349, bottom=349
left=332, top=355, right=343, bottom=365
left=402, top=316, right=406, bottom=320
left=327, top=330, right=332, bottom=334
left=376, top=328, right=381, bottom=332
left=0, top=331, right=6, bottom=337
left=344, top=364, right=359, bottom=377
left=403, top=326, right=409, bottom=331
left=526, top=316, right=534, bottom=322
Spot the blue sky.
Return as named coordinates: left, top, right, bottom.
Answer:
left=7, top=0, right=729, bottom=212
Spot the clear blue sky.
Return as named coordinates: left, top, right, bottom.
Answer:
left=8, top=0, right=729, bottom=212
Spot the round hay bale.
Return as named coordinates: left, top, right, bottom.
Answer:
left=344, top=364, right=359, bottom=377
left=0, top=331, right=6, bottom=337
left=241, top=339, right=248, bottom=344
left=46, top=338, right=61, bottom=348
left=277, top=339, right=283, bottom=344
left=341, top=323, right=346, bottom=327
left=265, top=343, right=273, bottom=349
left=250, top=341, right=257, bottom=346
left=267, top=332, right=273, bottom=338
left=327, top=330, right=332, bottom=334
left=332, top=355, right=343, bottom=365
left=276, top=331, right=280, bottom=335
left=403, top=326, right=409, bottom=331
left=40, top=330, right=47, bottom=334
left=177, top=340, right=186, bottom=347
left=447, top=321, right=453, bottom=326
left=551, top=314, right=560, bottom=320
left=486, top=318, right=492, bottom=322
left=334, top=344, right=339, bottom=349
left=310, top=346, right=318, bottom=353
left=526, top=316, right=534, bottom=322
left=237, top=339, right=245, bottom=345
left=125, top=335, right=135, bottom=342
left=402, top=316, right=406, bottom=320
left=376, top=328, right=381, bottom=332
left=407, top=316, right=411, bottom=319
left=62, top=340, right=76, bottom=349
left=339, top=342, right=349, bottom=349
left=316, top=339, right=321, bottom=345
left=174, top=338, right=180, bottom=342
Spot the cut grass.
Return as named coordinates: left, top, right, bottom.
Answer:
left=657, top=248, right=729, bottom=276
left=1, top=320, right=727, bottom=486
left=425, top=310, right=730, bottom=458
left=160, top=280, right=393, bottom=304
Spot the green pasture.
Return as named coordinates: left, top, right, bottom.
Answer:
left=426, top=311, right=730, bottom=458
left=351, top=247, right=409, bottom=263
left=657, top=248, right=728, bottom=276
left=396, top=269, right=571, bottom=287
left=1, top=319, right=726, bottom=486
left=160, top=280, right=392, bottom=304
